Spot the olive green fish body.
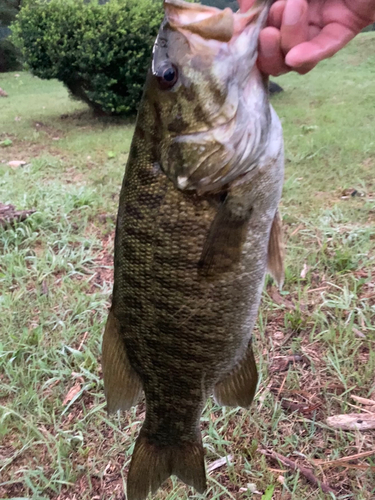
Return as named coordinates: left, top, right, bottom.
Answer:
left=102, top=1, right=284, bottom=498
left=113, top=123, right=281, bottom=419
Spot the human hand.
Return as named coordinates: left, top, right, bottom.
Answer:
left=239, top=0, right=375, bottom=75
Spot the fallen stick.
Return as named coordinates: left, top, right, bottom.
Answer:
left=327, top=413, right=375, bottom=431
left=312, top=449, right=375, bottom=470
left=259, top=449, right=336, bottom=494
left=0, top=203, right=35, bottom=226
left=351, top=395, right=375, bottom=407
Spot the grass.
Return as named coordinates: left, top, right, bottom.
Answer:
left=1, top=33, right=375, bottom=500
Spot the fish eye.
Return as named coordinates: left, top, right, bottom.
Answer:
left=156, top=63, right=178, bottom=90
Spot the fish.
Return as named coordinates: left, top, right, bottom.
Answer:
left=102, top=0, right=284, bottom=498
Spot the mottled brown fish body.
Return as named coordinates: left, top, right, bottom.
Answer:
left=102, top=1, right=284, bottom=499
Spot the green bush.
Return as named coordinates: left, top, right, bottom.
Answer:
left=0, top=1, right=22, bottom=72
left=0, top=38, right=22, bottom=72
left=11, top=0, right=164, bottom=115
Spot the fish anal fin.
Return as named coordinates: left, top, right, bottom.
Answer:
left=214, top=342, right=258, bottom=408
left=267, top=209, right=285, bottom=289
left=198, top=196, right=252, bottom=277
left=102, top=311, right=142, bottom=414
left=127, top=431, right=206, bottom=500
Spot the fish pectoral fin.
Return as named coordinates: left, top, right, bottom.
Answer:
left=214, top=341, right=258, bottom=408
left=102, top=311, right=143, bottom=413
left=267, top=209, right=285, bottom=289
left=198, top=194, right=252, bottom=277
left=127, top=431, right=206, bottom=500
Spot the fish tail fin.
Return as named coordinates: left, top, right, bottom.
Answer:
left=127, top=431, right=206, bottom=500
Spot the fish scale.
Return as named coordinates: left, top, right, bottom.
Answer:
left=102, top=1, right=283, bottom=499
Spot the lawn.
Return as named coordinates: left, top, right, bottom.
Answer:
left=0, top=33, right=375, bottom=500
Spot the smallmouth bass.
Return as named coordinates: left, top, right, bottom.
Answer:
left=102, top=0, right=284, bottom=498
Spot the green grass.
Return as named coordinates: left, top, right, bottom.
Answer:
left=1, top=34, right=375, bottom=500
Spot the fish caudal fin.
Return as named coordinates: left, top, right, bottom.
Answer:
left=267, top=209, right=285, bottom=289
left=127, top=432, right=206, bottom=500
left=214, top=341, right=258, bottom=408
left=102, top=311, right=143, bottom=413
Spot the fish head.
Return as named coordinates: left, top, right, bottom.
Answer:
left=147, top=0, right=272, bottom=193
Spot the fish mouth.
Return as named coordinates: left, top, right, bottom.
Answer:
left=164, top=0, right=270, bottom=44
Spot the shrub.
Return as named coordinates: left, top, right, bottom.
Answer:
left=11, top=0, right=164, bottom=115
left=0, top=38, right=22, bottom=72
left=0, top=1, right=22, bottom=72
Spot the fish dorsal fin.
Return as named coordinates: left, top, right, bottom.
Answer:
left=214, top=341, right=258, bottom=408
left=102, top=311, right=143, bottom=413
left=267, top=209, right=285, bottom=289
left=164, top=0, right=234, bottom=42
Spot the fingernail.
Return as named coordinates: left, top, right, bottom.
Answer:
left=283, top=1, right=305, bottom=26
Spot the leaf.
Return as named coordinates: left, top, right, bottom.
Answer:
left=262, top=484, right=275, bottom=500
left=300, top=263, right=310, bottom=279
left=353, top=327, right=366, bottom=339
left=63, top=382, right=82, bottom=405
left=1, top=139, right=13, bottom=147
left=207, top=455, right=233, bottom=473
left=8, top=160, right=26, bottom=168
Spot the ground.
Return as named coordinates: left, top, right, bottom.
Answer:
left=0, top=33, right=374, bottom=500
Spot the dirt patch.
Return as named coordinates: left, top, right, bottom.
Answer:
left=90, top=232, right=114, bottom=293
left=33, top=121, right=65, bottom=140
left=0, top=139, right=62, bottom=163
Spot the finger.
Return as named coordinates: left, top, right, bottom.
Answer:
left=268, top=1, right=286, bottom=29
left=280, top=0, right=309, bottom=54
left=308, top=24, right=320, bottom=40
left=285, top=23, right=356, bottom=69
left=258, top=27, right=290, bottom=76
left=238, top=0, right=258, bottom=13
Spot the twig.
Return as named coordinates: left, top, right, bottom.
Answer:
left=307, top=286, right=328, bottom=294
left=259, top=449, right=336, bottom=494
left=312, top=449, right=375, bottom=468
left=331, top=398, right=375, bottom=415
left=78, top=331, right=89, bottom=351
left=290, top=224, right=303, bottom=236
left=351, top=395, right=375, bottom=407
left=277, top=373, right=288, bottom=399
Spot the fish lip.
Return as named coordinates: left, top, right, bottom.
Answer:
left=163, top=0, right=269, bottom=43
